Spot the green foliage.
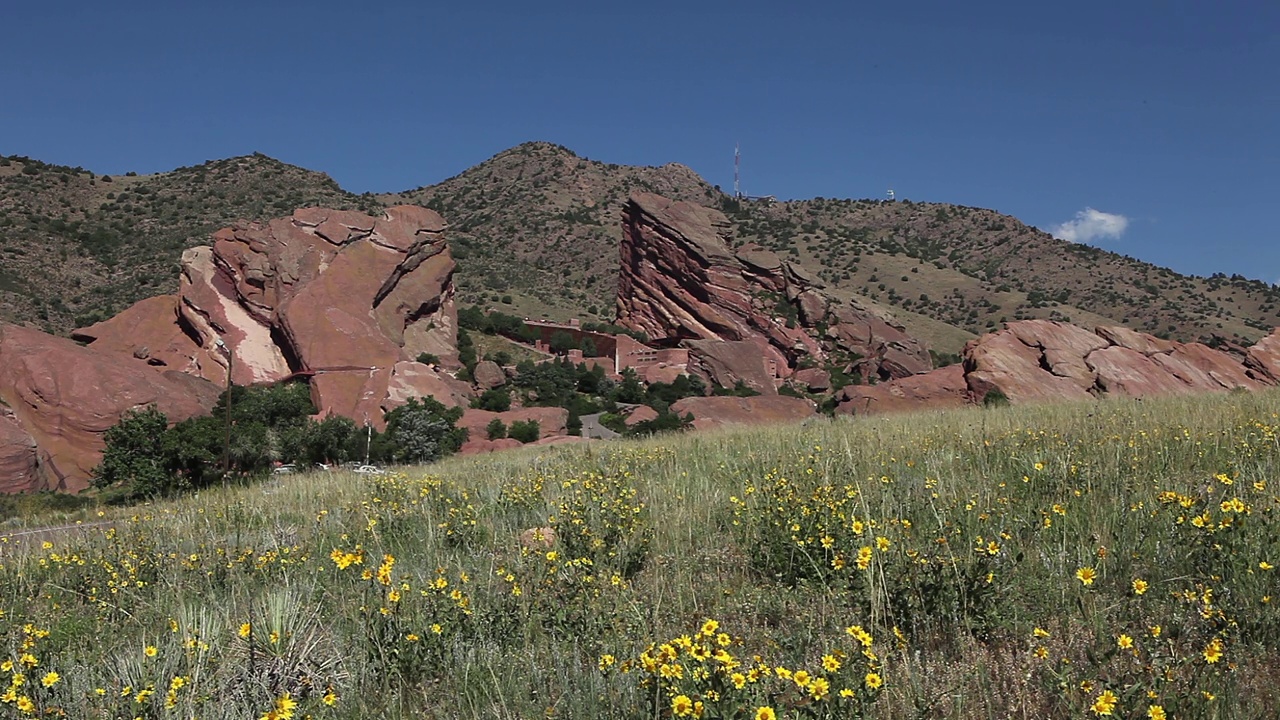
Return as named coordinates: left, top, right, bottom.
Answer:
left=376, top=397, right=467, bottom=464
left=549, top=330, right=577, bottom=354
left=983, top=388, right=1010, bottom=407
left=415, top=352, right=440, bottom=366
left=486, top=418, right=508, bottom=440
left=92, top=406, right=172, bottom=496
left=473, top=387, right=510, bottom=413
left=508, top=419, right=540, bottom=444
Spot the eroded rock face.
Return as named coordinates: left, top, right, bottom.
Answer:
left=0, top=323, right=219, bottom=493
left=0, top=409, right=38, bottom=494
left=669, top=395, right=816, bottom=431
left=617, top=193, right=932, bottom=385
left=74, top=207, right=463, bottom=427
left=964, top=321, right=1272, bottom=404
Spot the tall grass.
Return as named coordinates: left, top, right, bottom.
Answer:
left=1, top=391, right=1278, bottom=718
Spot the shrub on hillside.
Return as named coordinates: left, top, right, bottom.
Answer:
left=508, top=419, right=540, bottom=444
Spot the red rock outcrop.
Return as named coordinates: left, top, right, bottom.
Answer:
left=74, top=206, right=464, bottom=428
left=836, top=364, right=970, bottom=415
left=617, top=193, right=932, bottom=386
left=964, top=320, right=1272, bottom=404
left=0, top=323, right=219, bottom=493
left=669, top=395, right=816, bottom=431
left=1245, top=328, right=1280, bottom=382
left=0, top=409, right=38, bottom=494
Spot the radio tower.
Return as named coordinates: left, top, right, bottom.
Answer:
left=734, top=143, right=741, bottom=198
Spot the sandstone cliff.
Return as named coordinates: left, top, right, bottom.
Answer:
left=617, top=192, right=932, bottom=391
left=74, top=206, right=468, bottom=427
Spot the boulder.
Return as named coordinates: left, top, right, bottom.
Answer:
left=458, top=437, right=524, bottom=456
left=669, top=395, right=815, bottom=431
left=837, top=364, right=969, bottom=415
left=793, top=367, right=832, bottom=393
left=74, top=206, right=463, bottom=428
left=624, top=405, right=660, bottom=426
left=0, top=323, right=219, bottom=492
left=617, top=192, right=932, bottom=385
left=472, top=360, right=507, bottom=390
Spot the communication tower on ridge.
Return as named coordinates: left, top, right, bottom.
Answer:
left=734, top=143, right=741, bottom=199
left=732, top=144, right=775, bottom=203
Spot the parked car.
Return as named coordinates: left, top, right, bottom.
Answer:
left=272, top=464, right=297, bottom=475
left=353, top=465, right=385, bottom=475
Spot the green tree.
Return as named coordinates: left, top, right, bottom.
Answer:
left=486, top=418, right=508, bottom=440
left=93, top=406, right=172, bottom=496
left=549, top=330, right=577, bottom=354
left=508, top=419, right=540, bottom=444
left=474, top=388, right=512, bottom=412
left=376, top=397, right=468, bottom=464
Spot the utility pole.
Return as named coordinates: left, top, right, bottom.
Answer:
left=216, top=339, right=233, bottom=474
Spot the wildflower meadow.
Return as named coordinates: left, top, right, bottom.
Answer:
left=1, top=390, right=1279, bottom=718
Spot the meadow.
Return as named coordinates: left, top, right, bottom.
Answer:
left=1, top=391, right=1278, bottom=719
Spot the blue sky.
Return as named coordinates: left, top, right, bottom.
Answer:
left=2, top=1, right=1276, bottom=282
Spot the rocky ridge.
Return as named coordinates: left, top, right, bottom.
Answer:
left=838, top=320, right=1280, bottom=415
left=74, top=206, right=469, bottom=427
left=617, top=192, right=933, bottom=392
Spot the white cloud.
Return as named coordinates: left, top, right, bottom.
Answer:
left=1050, top=207, right=1129, bottom=244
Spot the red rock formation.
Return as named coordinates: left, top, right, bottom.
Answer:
left=617, top=193, right=932, bottom=386
left=0, top=323, right=219, bottom=492
left=836, top=364, right=970, bottom=415
left=1245, top=328, right=1280, bottom=382
left=0, top=409, right=38, bottom=494
left=74, top=206, right=464, bottom=428
left=964, top=320, right=1272, bottom=404
left=669, top=395, right=816, bottom=430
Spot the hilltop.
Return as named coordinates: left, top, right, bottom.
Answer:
left=3, top=143, right=1279, bottom=350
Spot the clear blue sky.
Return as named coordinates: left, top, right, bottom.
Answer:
left=2, top=1, right=1276, bottom=282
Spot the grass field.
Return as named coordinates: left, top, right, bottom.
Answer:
left=2, top=391, right=1279, bottom=719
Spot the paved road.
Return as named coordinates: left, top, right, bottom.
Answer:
left=0, top=519, right=114, bottom=555
left=579, top=413, right=621, bottom=440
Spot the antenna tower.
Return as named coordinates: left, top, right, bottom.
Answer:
left=734, top=143, right=741, bottom=198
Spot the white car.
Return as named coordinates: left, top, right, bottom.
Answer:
left=353, top=465, right=385, bottom=475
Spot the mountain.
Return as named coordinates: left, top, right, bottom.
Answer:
left=3, top=143, right=1279, bottom=351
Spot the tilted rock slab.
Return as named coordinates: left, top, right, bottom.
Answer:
left=75, top=206, right=467, bottom=428
left=965, top=320, right=1273, bottom=404
left=617, top=192, right=932, bottom=389
left=0, top=323, right=219, bottom=493
left=670, top=395, right=818, bottom=431
left=837, top=321, right=1280, bottom=415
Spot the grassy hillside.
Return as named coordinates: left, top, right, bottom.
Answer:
left=3, top=392, right=1278, bottom=718
left=5, top=144, right=1279, bottom=352
left=388, top=141, right=721, bottom=323
left=396, top=143, right=1280, bottom=352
